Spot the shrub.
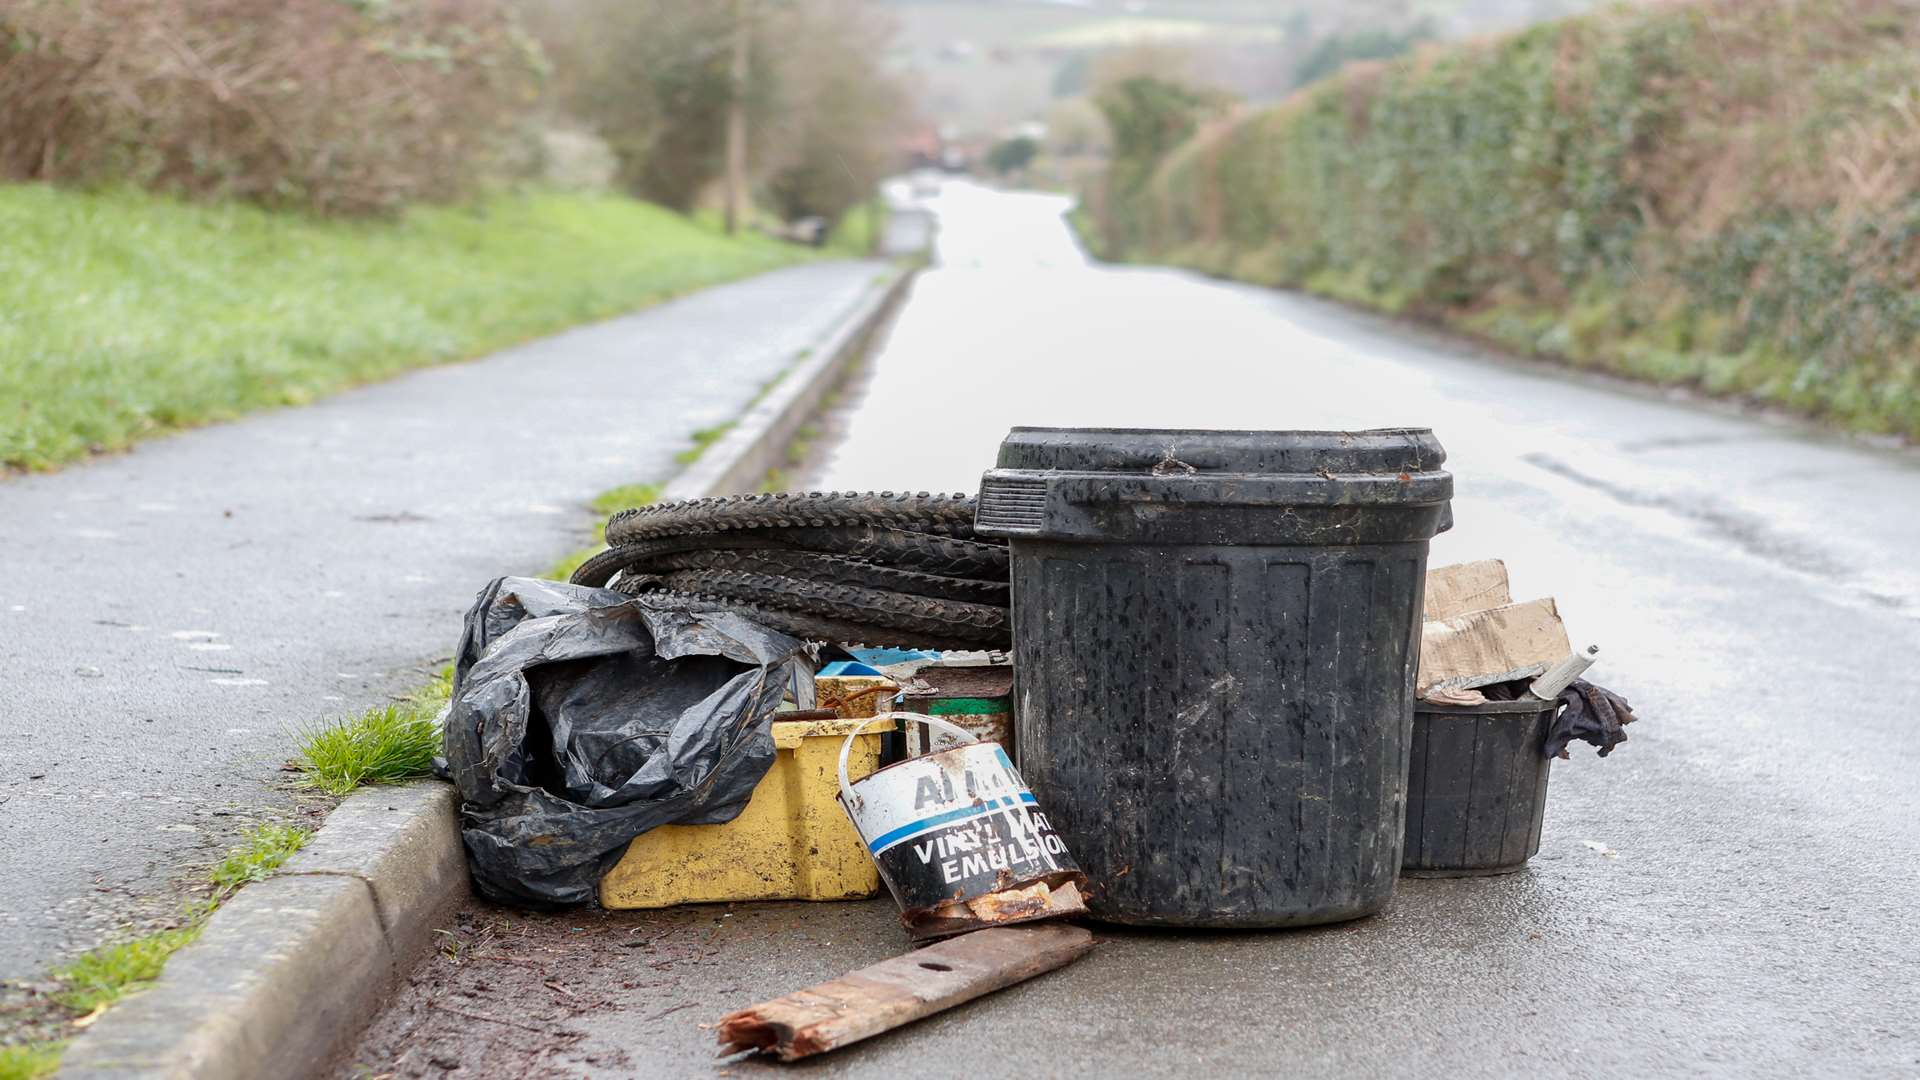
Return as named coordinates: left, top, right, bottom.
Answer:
left=1103, top=0, right=1920, bottom=438
left=0, top=0, right=544, bottom=215
left=537, top=0, right=907, bottom=228
left=1094, top=75, right=1228, bottom=254
left=987, top=136, right=1040, bottom=175
left=760, top=0, right=910, bottom=229
left=531, top=0, right=741, bottom=212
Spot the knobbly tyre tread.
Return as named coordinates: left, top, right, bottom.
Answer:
left=572, top=527, right=1010, bottom=588
left=645, top=569, right=1010, bottom=639
left=604, top=491, right=981, bottom=545
left=621, top=588, right=1006, bottom=650
left=768, top=526, right=1009, bottom=579
left=569, top=535, right=794, bottom=589
left=634, top=549, right=1011, bottom=607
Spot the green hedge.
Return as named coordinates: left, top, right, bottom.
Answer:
left=1102, top=0, right=1920, bottom=438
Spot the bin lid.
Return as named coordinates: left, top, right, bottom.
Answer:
left=991, top=427, right=1446, bottom=476
left=976, top=427, right=1452, bottom=543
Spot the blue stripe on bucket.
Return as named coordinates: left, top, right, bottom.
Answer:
left=865, top=791, right=1039, bottom=855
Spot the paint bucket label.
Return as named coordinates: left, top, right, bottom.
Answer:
left=837, top=714, right=1083, bottom=927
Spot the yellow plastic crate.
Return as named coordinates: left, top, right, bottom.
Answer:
left=598, top=717, right=885, bottom=909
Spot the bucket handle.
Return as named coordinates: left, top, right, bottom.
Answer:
left=836, top=712, right=979, bottom=807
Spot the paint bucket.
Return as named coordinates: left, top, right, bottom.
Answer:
left=836, top=713, right=1087, bottom=940
left=898, top=664, right=1015, bottom=762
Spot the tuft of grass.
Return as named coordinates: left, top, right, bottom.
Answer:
left=208, top=823, right=311, bottom=898
left=0, top=1042, right=64, bottom=1080
left=673, top=422, right=736, bottom=465
left=296, top=696, right=446, bottom=798
left=51, top=926, right=203, bottom=1014
left=0, top=185, right=811, bottom=471
left=590, top=483, right=661, bottom=517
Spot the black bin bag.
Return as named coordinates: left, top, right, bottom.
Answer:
left=438, top=576, right=811, bottom=907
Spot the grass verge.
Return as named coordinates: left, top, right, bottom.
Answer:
left=0, top=185, right=812, bottom=471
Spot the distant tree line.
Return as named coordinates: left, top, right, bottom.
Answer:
left=0, top=0, right=910, bottom=225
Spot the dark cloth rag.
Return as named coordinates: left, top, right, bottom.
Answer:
left=1545, top=679, right=1636, bottom=759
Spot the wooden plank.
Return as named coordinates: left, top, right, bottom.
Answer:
left=715, top=923, right=1094, bottom=1061
left=1423, top=559, right=1513, bottom=621
left=1417, top=597, right=1570, bottom=694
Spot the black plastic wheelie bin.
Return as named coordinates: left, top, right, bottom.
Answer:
left=975, top=427, right=1452, bottom=927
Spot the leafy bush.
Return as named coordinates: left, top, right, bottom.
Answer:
left=986, top=136, right=1040, bottom=176
left=531, top=1, right=740, bottom=212
left=761, top=0, right=909, bottom=229
left=1103, top=0, right=1920, bottom=439
left=535, top=0, right=905, bottom=228
left=1093, top=75, right=1227, bottom=255
left=0, top=0, right=544, bottom=215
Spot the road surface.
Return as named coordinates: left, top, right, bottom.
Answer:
left=0, top=261, right=887, bottom=989
left=345, top=182, right=1920, bottom=1078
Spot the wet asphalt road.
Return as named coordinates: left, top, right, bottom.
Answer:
left=361, top=182, right=1920, bottom=1078
left=0, top=261, right=885, bottom=986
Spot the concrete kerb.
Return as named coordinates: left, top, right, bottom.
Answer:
left=658, top=265, right=914, bottom=502
left=54, top=261, right=916, bottom=1080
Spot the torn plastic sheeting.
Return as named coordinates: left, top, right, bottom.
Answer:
left=439, top=576, right=813, bottom=908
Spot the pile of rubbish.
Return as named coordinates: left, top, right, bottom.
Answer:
left=1418, top=558, right=1637, bottom=757
left=437, top=429, right=1648, bottom=1062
